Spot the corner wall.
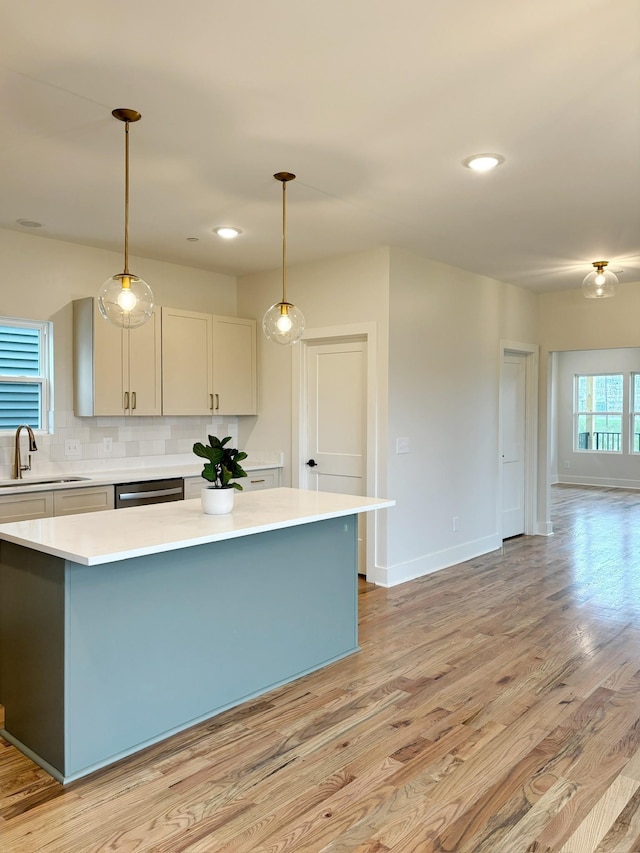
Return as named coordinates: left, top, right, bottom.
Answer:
left=238, top=244, right=539, bottom=587
left=384, top=249, right=538, bottom=586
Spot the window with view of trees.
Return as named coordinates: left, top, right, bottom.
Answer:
left=0, top=319, right=52, bottom=431
left=575, top=374, right=623, bottom=452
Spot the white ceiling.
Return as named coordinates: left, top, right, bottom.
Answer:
left=1, top=0, right=639, bottom=293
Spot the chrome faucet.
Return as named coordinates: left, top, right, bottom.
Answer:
left=14, top=424, right=38, bottom=479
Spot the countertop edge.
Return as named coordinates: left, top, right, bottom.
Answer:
left=0, top=488, right=395, bottom=565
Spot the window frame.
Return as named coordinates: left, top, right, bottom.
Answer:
left=574, top=372, right=624, bottom=454
left=630, top=373, right=640, bottom=454
left=0, top=317, right=53, bottom=434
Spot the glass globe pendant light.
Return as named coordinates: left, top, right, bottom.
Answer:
left=263, top=172, right=305, bottom=345
left=98, top=109, right=154, bottom=329
left=582, top=261, right=618, bottom=299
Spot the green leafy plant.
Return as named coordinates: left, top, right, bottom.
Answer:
left=193, top=435, right=248, bottom=490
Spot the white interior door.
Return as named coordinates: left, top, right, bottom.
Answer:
left=501, top=352, right=527, bottom=538
left=304, top=338, right=367, bottom=572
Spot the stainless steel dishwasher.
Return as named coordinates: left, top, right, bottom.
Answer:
left=115, top=478, right=184, bottom=508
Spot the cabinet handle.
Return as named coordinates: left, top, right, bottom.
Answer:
left=209, top=393, right=214, bottom=410
left=215, top=393, right=219, bottom=411
left=250, top=479, right=266, bottom=484
left=124, top=391, right=129, bottom=411
left=132, top=391, right=137, bottom=410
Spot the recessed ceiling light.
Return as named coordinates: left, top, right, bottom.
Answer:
left=186, top=236, right=199, bottom=242
left=462, top=153, right=505, bottom=172
left=16, top=219, right=43, bottom=228
left=213, top=227, right=243, bottom=239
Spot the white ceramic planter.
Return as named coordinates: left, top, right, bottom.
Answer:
left=201, top=486, right=235, bottom=515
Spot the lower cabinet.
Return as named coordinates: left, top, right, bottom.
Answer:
left=53, top=486, right=115, bottom=517
left=184, top=468, right=281, bottom=500
left=0, top=492, right=54, bottom=523
left=183, top=476, right=203, bottom=501
left=0, top=472, right=281, bottom=523
left=243, top=469, right=281, bottom=491
left=0, top=486, right=115, bottom=523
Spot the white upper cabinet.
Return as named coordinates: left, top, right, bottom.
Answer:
left=161, top=307, right=214, bottom=416
left=162, top=308, right=257, bottom=416
left=211, top=315, right=257, bottom=416
left=73, top=297, right=162, bottom=417
left=74, top=301, right=257, bottom=418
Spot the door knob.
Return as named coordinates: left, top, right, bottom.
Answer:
left=306, top=459, right=318, bottom=467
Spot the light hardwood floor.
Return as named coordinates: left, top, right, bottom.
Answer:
left=3, top=484, right=640, bottom=851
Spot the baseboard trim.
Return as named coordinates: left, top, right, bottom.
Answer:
left=556, top=475, right=640, bottom=490
left=372, top=534, right=502, bottom=588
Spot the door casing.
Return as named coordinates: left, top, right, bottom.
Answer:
left=499, top=340, right=539, bottom=538
left=293, top=322, right=379, bottom=578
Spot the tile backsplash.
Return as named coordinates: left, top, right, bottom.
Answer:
left=0, top=412, right=241, bottom=479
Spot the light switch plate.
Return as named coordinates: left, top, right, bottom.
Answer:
left=64, top=438, right=81, bottom=458
left=396, top=437, right=410, bottom=454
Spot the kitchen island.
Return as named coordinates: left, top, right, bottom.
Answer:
left=0, top=488, right=393, bottom=783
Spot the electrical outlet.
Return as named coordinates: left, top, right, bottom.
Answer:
left=452, top=516, right=460, bottom=532
left=563, top=460, right=570, bottom=469
left=396, top=437, right=410, bottom=454
left=64, top=438, right=81, bottom=459
left=103, top=437, right=113, bottom=455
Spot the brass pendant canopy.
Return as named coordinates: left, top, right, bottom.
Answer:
left=582, top=260, right=618, bottom=299
left=262, top=172, right=305, bottom=345
left=98, top=108, right=154, bottom=329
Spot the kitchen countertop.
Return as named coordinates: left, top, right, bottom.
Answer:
left=0, top=487, right=394, bottom=566
left=0, top=461, right=281, bottom=495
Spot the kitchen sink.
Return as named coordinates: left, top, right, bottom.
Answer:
left=0, top=477, right=91, bottom=488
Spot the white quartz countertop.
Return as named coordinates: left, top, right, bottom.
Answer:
left=0, top=487, right=394, bottom=566
left=0, top=462, right=280, bottom=495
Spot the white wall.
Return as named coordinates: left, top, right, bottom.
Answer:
left=237, top=247, right=391, bottom=579
left=384, top=249, right=538, bottom=585
left=0, top=227, right=238, bottom=476
left=237, top=247, right=391, bottom=486
left=238, top=245, right=539, bottom=586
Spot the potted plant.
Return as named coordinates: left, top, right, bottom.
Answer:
left=193, top=435, right=248, bottom=514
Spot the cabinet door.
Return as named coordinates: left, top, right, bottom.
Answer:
left=242, top=468, right=280, bottom=491
left=53, top=485, right=115, bottom=516
left=212, top=316, right=257, bottom=415
left=74, top=298, right=126, bottom=416
left=0, top=492, right=53, bottom=522
left=94, top=302, right=128, bottom=416
left=183, top=476, right=203, bottom=500
left=162, top=308, right=213, bottom=415
left=128, top=311, right=162, bottom=416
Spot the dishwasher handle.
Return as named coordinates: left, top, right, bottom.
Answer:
left=118, top=486, right=184, bottom=501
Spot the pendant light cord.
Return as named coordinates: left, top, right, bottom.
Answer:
left=281, top=179, right=287, bottom=305
left=123, top=120, right=130, bottom=276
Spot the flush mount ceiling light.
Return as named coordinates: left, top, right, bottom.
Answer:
left=462, top=153, right=505, bottom=172
left=98, top=109, right=154, bottom=329
left=213, top=226, right=243, bottom=239
left=262, top=172, right=305, bottom=346
left=582, top=260, right=618, bottom=299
